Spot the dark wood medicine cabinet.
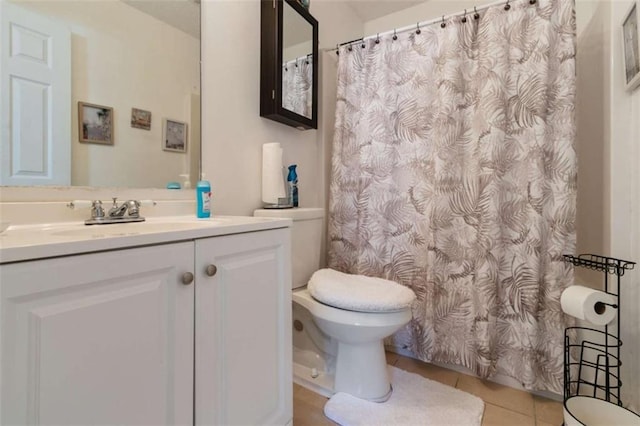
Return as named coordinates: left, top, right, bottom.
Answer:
left=260, top=0, right=318, bottom=130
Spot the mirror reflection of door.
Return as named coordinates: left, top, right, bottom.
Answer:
left=282, top=1, right=313, bottom=119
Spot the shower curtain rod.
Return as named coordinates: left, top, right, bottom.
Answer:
left=283, top=53, right=313, bottom=66
left=326, top=0, right=536, bottom=52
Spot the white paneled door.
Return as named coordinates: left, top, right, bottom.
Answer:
left=0, top=243, right=194, bottom=425
left=0, top=2, right=71, bottom=185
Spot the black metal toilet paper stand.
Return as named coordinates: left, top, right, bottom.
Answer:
left=562, top=254, right=636, bottom=406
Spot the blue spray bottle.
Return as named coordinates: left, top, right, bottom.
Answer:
left=196, top=174, right=211, bottom=218
left=287, top=165, right=298, bottom=207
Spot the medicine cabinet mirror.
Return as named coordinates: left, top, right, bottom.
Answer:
left=260, top=0, right=318, bottom=130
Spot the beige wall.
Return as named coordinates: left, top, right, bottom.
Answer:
left=575, top=0, right=611, bottom=288
left=574, top=0, right=640, bottom=411
left=363, top=0, right=477, bottom=34
left=200, top=0, right=362, bottom=217
left=608, top=0, right=640, bottom=412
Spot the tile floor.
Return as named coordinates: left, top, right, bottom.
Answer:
left=293, top=352, right=564, bottom=426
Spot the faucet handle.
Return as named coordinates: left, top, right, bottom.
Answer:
left=66, top=200, right=92, bottom=210
left=91, top=200, right=105, bottom=219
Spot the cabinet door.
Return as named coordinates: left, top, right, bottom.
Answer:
left=195, top=228, right=292, bottom=426
left=0, top=243, right=194, bottom=425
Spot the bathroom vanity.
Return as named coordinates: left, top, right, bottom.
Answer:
left=0, top=216, right=293, bottom=425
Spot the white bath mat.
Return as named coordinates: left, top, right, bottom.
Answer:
left=324, top=366, right=484, bottom=426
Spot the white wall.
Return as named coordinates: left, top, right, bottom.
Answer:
left=608, top=0, right=640, bottom=413
left=575, top=0, right=611, bottom=286
left=573, top=0, right=640, bottom=412
left=363, top=0, right=477, bottom=35
left=200, top=0, right=363, bottom=217
left=13, top=0, right=200, bottom=189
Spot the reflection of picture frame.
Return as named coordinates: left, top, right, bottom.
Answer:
left=78, top=102, right=113, bottom=144
left=131, top=107, right=152, bottom=130
left=162, top=119, right=188, bottom=153
left=622, top=2, right=640, bottom=92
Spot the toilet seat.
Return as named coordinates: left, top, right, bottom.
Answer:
left=308, top=268, right=416, bottom=313
left=293, top=288, right=412, bottom=328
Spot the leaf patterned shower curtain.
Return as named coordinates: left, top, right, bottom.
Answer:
left=282, top=56, right=313, bottom=118
left=328, top=0, right=576, bottom=393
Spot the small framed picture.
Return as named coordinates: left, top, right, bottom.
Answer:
left=622, top=2, right=640, bottom=92
left=78, top=102, right=113, bottom=144
left=131, top=107, right=152, bottom=130
left=162, top=118, right=188, bottom=153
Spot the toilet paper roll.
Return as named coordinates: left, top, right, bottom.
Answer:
left=262, top=143, right=286, bottom=204
left=560, top=285, right=617, bottom=326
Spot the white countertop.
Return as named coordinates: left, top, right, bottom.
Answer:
left=0, top=215, right=292, bottom=264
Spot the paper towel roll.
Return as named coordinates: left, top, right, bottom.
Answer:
left=561, top=285, right=617, bottom=326
left=262, top=143, right=286, bottom=204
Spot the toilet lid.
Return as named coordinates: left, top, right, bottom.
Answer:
left=308, top=268, right=416, bottom=313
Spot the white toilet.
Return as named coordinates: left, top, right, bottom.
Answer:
left=254, top=208, right=415, bottom=402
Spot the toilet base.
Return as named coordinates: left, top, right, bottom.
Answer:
left=293, top=362, right=334, bottom=398
left=334, top=339, right=392, bottom=402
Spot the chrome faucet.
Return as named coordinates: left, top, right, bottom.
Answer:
left=108, top=198, right=141, bottom=218
left=67, top=198, right=153, bottom=225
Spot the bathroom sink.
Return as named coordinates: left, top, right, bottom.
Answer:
left=0, top=215, right=291, bottom=264
left=50, top=219, right=224, bottom=238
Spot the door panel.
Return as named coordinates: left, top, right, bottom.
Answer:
left=0, top=243, right=194, bottom=425
left=1, top=2, right=71, bottom=185
left=195, top=228, right=292, bottom=426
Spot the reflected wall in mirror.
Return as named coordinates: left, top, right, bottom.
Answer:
left=0, top=0, right=201, bottom=189
left=260, top=0, right=318, bottom=130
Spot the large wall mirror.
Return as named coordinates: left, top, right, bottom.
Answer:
left=260, top=0, right=318, bottom=130
left=0, top=0, right=200, bottom=189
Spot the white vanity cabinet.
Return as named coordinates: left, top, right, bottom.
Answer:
left=0, top=225, right=292, bottom=426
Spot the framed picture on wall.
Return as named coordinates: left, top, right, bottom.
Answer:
left=78, top=102, right=113, bottom=145
left=162, top=118, right=188, bottom=153
left=622, top=1, right=640, bottom=92
left=131, top=107, right=152, bottom=130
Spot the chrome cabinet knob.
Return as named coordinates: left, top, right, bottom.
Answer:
left=182, top=272, right=194, bottom=285
left=206, top=264, right=217, bottom=277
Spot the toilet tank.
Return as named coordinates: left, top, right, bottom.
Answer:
left=254, top=208, right=324, bottom=289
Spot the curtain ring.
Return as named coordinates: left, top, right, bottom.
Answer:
left=335, top=44, right=339, bottom=56
left=440, top=15, right=446, bottom=28
left=529, top=0, right=536, bottom=4
left=375, top=33, right=380, bottom=44
left=416, top=22, right=421, bottom=34
left=295, top=59, right=298, bottom=68
left=392, top=28, right=398, bottom=41
left=504, top=0, right=511, bottom=10
left=348, top=43, right=353, bottom=52
left=461, top=9, right=467, bottom=23
left=474, top=6, right=480, bottom=20
left=361, top=39, right=366, bottom=48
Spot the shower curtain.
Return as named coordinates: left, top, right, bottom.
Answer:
left=328, top=0, right=576, bottom=393
left=282, top=56, right=313, bottom=118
